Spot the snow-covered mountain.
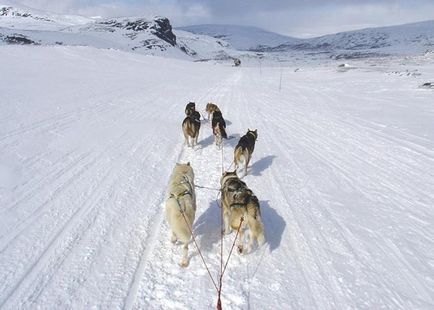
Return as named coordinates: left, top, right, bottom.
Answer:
left=178, top=21, right=434, bottom=59
left=177, top=24, right=298, bottom=51
left=0, top=4, right=237, bottom=60
left=253, top=20, right=434, bottom=58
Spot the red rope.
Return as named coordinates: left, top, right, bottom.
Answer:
left=221, top=217, right=244, bottom=278
left=179, top=210, right=219, bottom=292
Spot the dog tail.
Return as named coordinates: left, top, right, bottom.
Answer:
left=183, top=119, right=195, bottom=138
left=234, top=146, right=242, bottom=164
left=234, top=146, right=248, bottom=175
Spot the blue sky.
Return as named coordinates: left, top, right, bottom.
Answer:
left=11, top=0, right=434, bottom=37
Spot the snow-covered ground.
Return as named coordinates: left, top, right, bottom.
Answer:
left=1, top=45, right=433, bottom=309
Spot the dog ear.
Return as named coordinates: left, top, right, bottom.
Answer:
left=187, top=162, right=190, bottom=166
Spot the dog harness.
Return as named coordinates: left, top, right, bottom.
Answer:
left=169, top=189, right=191, bottom=199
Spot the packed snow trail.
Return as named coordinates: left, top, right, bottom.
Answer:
left=0, top=46, right=433, bottom=309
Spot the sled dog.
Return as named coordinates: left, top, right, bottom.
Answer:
left=234, top=129, right=258, bottom=177
left=211, top=110, right=227, bottom=148
left=165, top=162, right=196, bottom=267
left=182, top=111, right=201, bottom=147
left=205, top=102, right=220, bottom=120
left=220, top=171, right=265, bottom=254
left=185, top=101, right=195, bottom=116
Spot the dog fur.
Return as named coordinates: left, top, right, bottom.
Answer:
left=211, top=110, right=227, bottom=148
left=205, top=102, right=220, bottom=120
left=234, top=129, right=258, bottom=177
left=220, top=171, right=265, bottom=254
left=185, top=101, right=195, bottom=116
left=165, top=162, right=196, bottom=267
left=182, top=111, right=201, bottom=147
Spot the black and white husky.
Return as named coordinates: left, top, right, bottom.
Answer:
left=185, top=101, right=195, bottom=116
left=182, top=111, right=201, bottom=147
left=165, top=162, right=196, bottom=267
left=234, top=129, right=258, bottom=177
left=211, top=110, right=227, bottom=148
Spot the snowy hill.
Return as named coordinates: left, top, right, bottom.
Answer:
left=0, top=3, right=93, bottom=30
left=177, top=24, right=298, bottom=50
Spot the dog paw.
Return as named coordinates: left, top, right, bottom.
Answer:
left=223, top=229, right=231, bottom=235
left=180, top=259, right=189, bottom=268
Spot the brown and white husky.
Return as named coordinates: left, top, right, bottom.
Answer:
left=220, top=171, right=265, bottom=254
left=205, top=102, right=220, bottom=120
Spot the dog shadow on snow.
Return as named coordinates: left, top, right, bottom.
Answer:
left=226, top=133, right=241, bottom=148
left=198, top=134, right=215, bottom=148
left=260, top=200, right=285, bottom=252
left=192, top=199, right=285, bottom=254
left=193, top=200, right=221, bottom=253
left=249, top=155, right=277, bottom=176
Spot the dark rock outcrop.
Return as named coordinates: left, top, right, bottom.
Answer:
left=3, top=34, right=38, bottom=45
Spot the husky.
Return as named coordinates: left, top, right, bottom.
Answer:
left=185, top=101, right=195, bottom=116
left=205, top=102, right=220, bottom=120
left=165, top=162, right=196, bottom=267
left=182, top=111, right=201, bottom=147
left=220, top=171, right=265, bottom=254
left=211, top=110, right=227, bottom=148
left=234, top=129, right=258, bottom=177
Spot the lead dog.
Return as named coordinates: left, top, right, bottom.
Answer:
left=220, top=171, right=265, bottom=254
left=211, top=110, right=227, bottom=148
left=165, top=162, right=196, bottom=267
left=182, top=111, right=201, bottom=147
left=234, top=129, right=258, bottom=177
left=205, top=102, right=220, bottom=120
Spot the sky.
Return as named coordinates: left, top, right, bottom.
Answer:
left=8, top=0, right=434, bottom=37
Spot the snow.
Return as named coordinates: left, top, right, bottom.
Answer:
left=1, top=44, right=434, bottom=309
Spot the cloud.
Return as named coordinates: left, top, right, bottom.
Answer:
left=8, top=0, right=434, bottom=37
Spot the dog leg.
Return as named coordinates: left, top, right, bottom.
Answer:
left=180, top=243, right=189, bottom=267
left=246, top=230, right=254, bottom=253
left=237, top=229, right=244, bottom=254
left=171, top=232, right=177, bottom=244
left=183, top=129, right=189, bottom=147
left=223, top=209, right=231, bottom=235
left=194, top=133, right=199, bottom=147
